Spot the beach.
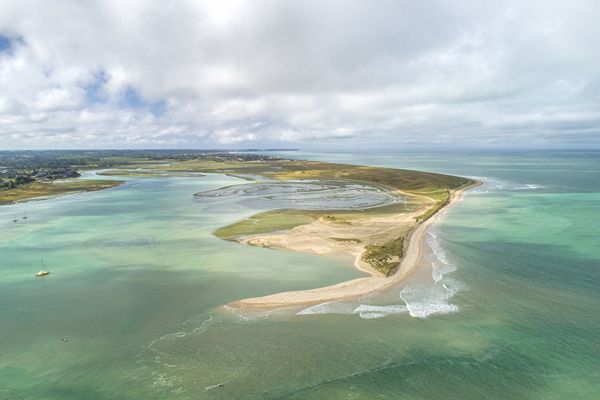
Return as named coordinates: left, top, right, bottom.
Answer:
left=227, top=181, right=479, bottom=309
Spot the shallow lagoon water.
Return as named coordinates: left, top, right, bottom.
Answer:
left=1, top=151, right=599, bottom=399
left=196, top=180, right=403, bottom=210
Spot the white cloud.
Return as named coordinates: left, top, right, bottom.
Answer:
left=0, top=0, right=599, bottom=149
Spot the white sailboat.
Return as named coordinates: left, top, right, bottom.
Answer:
left=35, top=259, right=50, bottom=277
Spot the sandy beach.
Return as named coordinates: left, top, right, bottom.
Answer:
left=227, top=181, right=479, bottom=309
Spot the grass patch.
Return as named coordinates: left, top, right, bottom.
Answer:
left=0, top=179, right=123, bottom=205
left=99, top=169, right=203, bottom=178
left=414, top=190, right=451, bottom=222
left=215, top=210, right=313, bottom=240
left=361, top=237, right=405, bottom=276
left=320, top=214, right=352, bottom=225
left=140, top=159, right=474, bottom=195
left=270, top=162, right=472, bottom=193
left=330, top=237, right=361, bottom=243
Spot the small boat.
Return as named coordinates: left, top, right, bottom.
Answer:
left=12, top=216, right=18, bottom=223
left=22, top=214, right=27, bottom=220
left=35, top=259, right=50, bottom=277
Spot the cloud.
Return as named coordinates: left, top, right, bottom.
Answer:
left=0, top=0, right=599, bottom=149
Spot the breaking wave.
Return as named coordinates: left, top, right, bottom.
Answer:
left=297, top=302, right=408, bottom=319
left=470, top=176, right=544, bottom=193
left=399, top=281, right=459, bottom=318
left=297, top=302, right=357, bottom=315
left=427, top=231, right=457, bottom=282
left=354, top=304, right=409, bottom=319
left=297, top=227, right=466, bottom=320
left=399, top=227, right=466, bottom=318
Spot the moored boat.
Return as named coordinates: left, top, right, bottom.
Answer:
left=35, top=259, right=50, bottom=277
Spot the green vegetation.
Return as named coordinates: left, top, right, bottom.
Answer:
left=136, top=159, right=472, bottom=194
left=330, top=237, right=361, bottom=243
left=99, top=169, right=204, bottom=178
left=415, top=189, right=451, bottom=222
left=361, top=237, right=405, bottom=276
left=321, top=214, right=352, bottom=225
left=140, top=159, right=293, bottom=176
left=270, top=162, right=471, bottom=193
left=0, top=179, right=122, bottom=205
left=215, top=210, right=313, bottom=240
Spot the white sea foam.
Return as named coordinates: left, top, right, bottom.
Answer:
left=297, top=302, right=356, bottom=315
left=512, top=183, right=544, bottom=190
left=354, top=304, right=408, bottom=319
left=470, top=176, right=543, bottom=193
left=353, top=304, right=407, bottom=313
left=427, top=231, right=457, bottom=282
left=358, top=312, right=386, bottom=319
left=148, top=314, right=216, bottom=356
left=400, top=281, right=459, bottom=318
left=191, top=315, right=215, bottom=333
left=297, top=302, right=407, bottom=319
left=441, top=277, right=466, bottom=295
left=397, top=227, right=468, bottom=319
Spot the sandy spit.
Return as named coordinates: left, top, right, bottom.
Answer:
left=226, top=181, right=480, bottom=310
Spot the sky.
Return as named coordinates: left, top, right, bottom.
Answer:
left=0, top=0, right=599, bottom=150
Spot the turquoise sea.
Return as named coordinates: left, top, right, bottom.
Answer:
left=1, top=150, right=598, bottom=399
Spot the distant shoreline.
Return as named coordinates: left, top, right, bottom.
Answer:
left=0, top=178, right=123, bottom=206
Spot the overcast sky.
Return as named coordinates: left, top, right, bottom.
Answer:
left=0, top=0, right=599, bottom=150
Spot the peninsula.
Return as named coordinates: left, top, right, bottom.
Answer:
left=107, top=155, right=478, bottom=308
left=195, top=160, right=478, bottom=308
left=3, top=150, right=478, bottom=307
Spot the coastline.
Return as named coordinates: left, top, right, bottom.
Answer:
left=0, top=179, right=123, bottom=206
left=226, top=180, right=480, bottom=310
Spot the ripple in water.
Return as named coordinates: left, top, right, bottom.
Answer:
left=196, top=180, right=404, bottom=210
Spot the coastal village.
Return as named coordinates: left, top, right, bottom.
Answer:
left=0, top=167, right=80, bottom=189
left=0, top=149, right=292, bottom=197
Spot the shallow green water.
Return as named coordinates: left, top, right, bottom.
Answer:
left=1, top=151, right=599, bottom=399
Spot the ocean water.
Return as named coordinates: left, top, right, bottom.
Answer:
left=1, top=151, right=599, bottom=399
